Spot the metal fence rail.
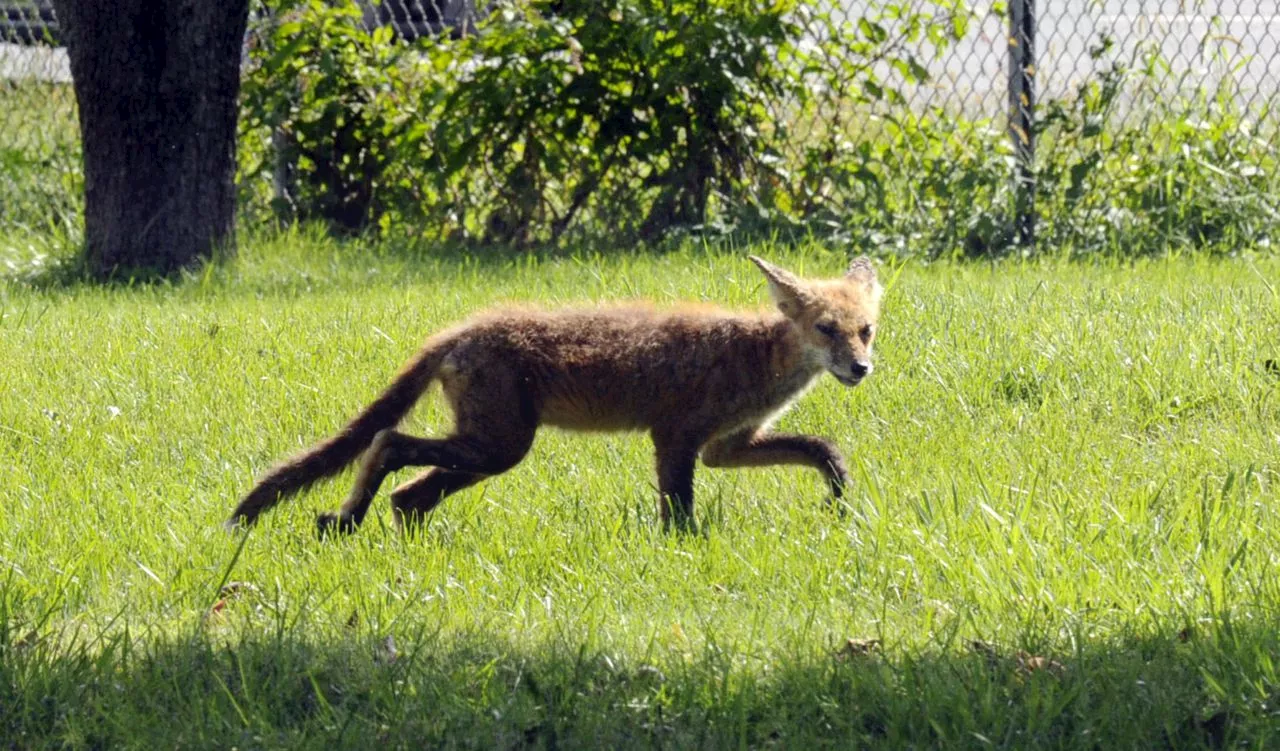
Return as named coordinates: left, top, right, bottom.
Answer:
left=3, top=0, right=1277, bottom=247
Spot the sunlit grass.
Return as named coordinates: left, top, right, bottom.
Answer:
left=0, top=79, right=80, bottom=238
left=1, top=235, right=1278, bottom=747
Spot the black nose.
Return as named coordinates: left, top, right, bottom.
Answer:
left=849, top=361, right=869, bottom=379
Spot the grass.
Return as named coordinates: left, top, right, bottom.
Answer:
left=1, top=234, right=1279, bottom=747
left=0, top=80, right=80, bottom=240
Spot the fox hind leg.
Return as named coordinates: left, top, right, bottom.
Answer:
left=388, top=468, right=485, bottom=535
left=317, top=369, right=537, bottom=538
left=316, top=426, right=534, bottom=538
left=316, top=428, right=400, bottom=537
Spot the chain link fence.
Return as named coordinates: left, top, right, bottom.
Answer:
left=771, top=0, right=1280, bottom=252
left=4, top=0, right=1278, bottom=253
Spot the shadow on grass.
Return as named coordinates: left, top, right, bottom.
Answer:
left=6, top=220, right=733, bottom=293
left=1, top=616, right=1274, bottom=749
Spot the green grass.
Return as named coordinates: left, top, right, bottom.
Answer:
left=0, top=80, right=80, bottom=239
left=2, top=234, right=1279, bottom=747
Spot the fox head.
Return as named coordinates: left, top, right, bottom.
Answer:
left=750, top=255, right=883, bottom=387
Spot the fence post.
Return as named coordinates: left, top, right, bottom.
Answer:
left=1008, top=0, right=1036, bottom=250
left=271, top=126, right=297, bottom=219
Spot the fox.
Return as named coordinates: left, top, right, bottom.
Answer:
left=226, top=255, right=883, bottom=536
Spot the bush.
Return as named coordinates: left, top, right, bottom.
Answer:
left=239, top=0, right=970, bottom=247
left=238, top=1, right=1277, bottom=256
left=241, top=0, right=810, bottom=244
left=427, top=0, right=806, bottom=246
left=772, top=37, right=1280, bottom=259
left=239, top=1, right=435, bottom=234
left=1033, top=52, right=1279, bottom=255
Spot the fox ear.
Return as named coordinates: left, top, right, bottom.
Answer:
left=749, top=255, right=807, bottom=317
left=846, top=256, right=877, bottom=285
left=846, top=256, right=882, bottom=297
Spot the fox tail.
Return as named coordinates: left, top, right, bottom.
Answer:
left=225, top=335, right=453, bottom=529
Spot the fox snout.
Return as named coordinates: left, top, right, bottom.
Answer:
left=832, top=360, right=872, bottom=386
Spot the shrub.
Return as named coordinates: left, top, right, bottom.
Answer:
left=239, top=0, right=437, bottom=234
left=1033, top=50, right=1279, bottom=255
left=238, top=1, right=1277, bottom=256
left=425, top=0, right=804, bottom=246
left=238, top=0, right=971, bottom=247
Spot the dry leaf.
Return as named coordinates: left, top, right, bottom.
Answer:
left=218, top=581, right=260, bottom=600
left=1015, top=651, right=1065, bottom=676
left=202, top=598, right=230, bottom=625
left=375, top=634, right=399, bottom=665
left=836, top=638, right=881, bottom=661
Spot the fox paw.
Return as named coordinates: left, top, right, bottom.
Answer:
left=316, top=512, right=357, bottom=539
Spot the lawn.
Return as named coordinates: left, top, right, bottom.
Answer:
left=1, top=235, right=1278, bottom=747
left=0, top=79, right=79, bottom=238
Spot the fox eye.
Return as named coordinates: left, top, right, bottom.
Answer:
left=858, top=325, right=874, bottom=344
left=815, top=321, right=838, bottom=338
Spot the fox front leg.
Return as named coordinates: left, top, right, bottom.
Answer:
left=701, top=428, right=850, bottom=507
left=653, top=434, right=700, bottom=533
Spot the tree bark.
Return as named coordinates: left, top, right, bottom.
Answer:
left=52, top=0, right=249, bottom=279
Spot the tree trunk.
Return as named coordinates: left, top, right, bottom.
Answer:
left=52, top=0, right=249, bottom=279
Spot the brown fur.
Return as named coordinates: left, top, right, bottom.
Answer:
left=226, top=256, right=883, bottom=535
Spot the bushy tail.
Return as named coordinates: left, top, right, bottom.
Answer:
left=226, top=336, right=453, bottom=529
